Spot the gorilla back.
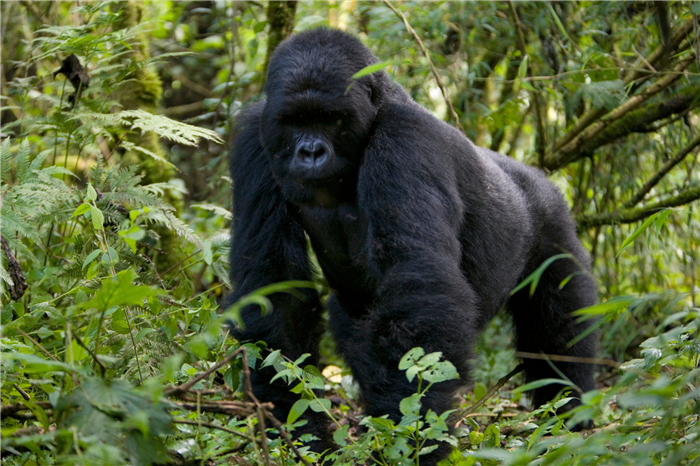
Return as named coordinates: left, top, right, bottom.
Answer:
left=227, top=28, right=597, bottom=462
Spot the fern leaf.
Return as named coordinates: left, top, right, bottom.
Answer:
left=160, top=209, right=203, bottom=248
left=16, top=139, right=30, bottom=183
left=1, top=139, right=10, bottom=182
left=29, top=149, right=52, bottom=173
left=120, top=141, right=176, bottom=170
left=192, top=203, right=232, bottom=220
left=0, top=261, right=13, bottom=287
left=119, top=110, right=223, bottom=146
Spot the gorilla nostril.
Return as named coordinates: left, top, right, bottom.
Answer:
left=295, top=139, right=330, bottom=168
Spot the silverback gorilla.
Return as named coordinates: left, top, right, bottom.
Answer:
left=225, top=28, right=597, bottom=462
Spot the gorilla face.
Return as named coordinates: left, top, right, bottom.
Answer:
left=259, top=31, right=383, bottom=206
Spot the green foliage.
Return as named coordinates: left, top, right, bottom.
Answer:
left=2, top=1, right=699, bottom=465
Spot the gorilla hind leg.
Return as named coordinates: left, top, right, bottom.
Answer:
left=508, top=250, right=598, bottom=409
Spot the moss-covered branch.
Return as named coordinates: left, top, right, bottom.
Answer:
left=546, top=60, right=697, bottom=170
left=577, top=183, right=700, bottom=229
left=545, top=82, right=700, bottom=170
left=264, top=1, right=297, bottom=76
left=548, top=19, right=694, bottom=155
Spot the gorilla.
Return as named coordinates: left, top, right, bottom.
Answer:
left=225, top=28, right=597, bottom=462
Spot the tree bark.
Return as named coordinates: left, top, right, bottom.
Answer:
left=264, top=1, right=298, bottom=77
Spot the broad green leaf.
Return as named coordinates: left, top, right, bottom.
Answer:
left=89, top=205, right=104, bottom=230
left=86, top=183, right=97, bottom=202
left=72, top=203, right=91, bottom=217
left=309, top=398, right=331, bottom=413
left=399, top=347, right=425, bottom=370
left=80, top=268, right=160, bottom=311
left=572, top=295, right=635, bottom=317
left=82, top=249, right=101, bottom=269
left=287, top=399, right=309, bottom=424
left=399, top=393, right=422, bottom=416
left=579, top=79, right=625, bottom=110
left=517, top=54, right=529, bottom=79
left=333, top=424, right=350, bottom=446
left=422, top=360, right=459, bottom=384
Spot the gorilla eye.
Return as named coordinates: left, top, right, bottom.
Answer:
left=367, top=87, right=373, bottom=100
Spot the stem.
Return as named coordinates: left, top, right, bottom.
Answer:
left=381, top=0, right=464, bottom=134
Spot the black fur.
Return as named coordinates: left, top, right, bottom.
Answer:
left=224, top=28, right=597, bottom=463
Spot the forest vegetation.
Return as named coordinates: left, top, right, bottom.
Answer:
left=1, top=1, right=699, bottom=465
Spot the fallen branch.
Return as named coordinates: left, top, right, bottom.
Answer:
left=173, top=418, right=253, bottom=442
left=515, top=351, right=619, bottom=369
left=1, top=401, right=53, bottom=414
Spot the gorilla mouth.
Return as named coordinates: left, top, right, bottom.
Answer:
left=293, top=175, right=336, bottom=184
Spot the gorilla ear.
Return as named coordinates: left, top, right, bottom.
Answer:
left=367, top=74, right=384, bottom=106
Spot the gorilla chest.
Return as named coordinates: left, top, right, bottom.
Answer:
left=296, top=205, right=374, bottom=294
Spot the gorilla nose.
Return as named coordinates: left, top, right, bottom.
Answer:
left=295, top=139, right=330, bottom=169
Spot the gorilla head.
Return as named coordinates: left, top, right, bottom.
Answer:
left=260, top=29, right=391, bottom=206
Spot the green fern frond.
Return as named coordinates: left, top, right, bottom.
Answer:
left=0, top=261, right=12, bottom=287
left=142, top=182, right=187, bottom=198
left=156, top=209, right=203, bottom=249
left=29, top=149, right=52, bottom=173
left=94, top=109, right=224, bottom=146
left=1, top=139, right=11, bottom=182
left=16, top=139, right=31, bottom=183
left=192, top=203, right=232, bottom=220
left=120, top=141, right=176, bottom=170
left=1, top=208, right=42, bottom=244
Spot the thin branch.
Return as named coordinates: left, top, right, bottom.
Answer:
left=577, top=183, right=700, bottom=228
left=694, top=11, right=700, bottom=72
left=262, top=411, right=313, bottom=466
left=162, top=100, right=204, bottom=117
left=471, top=67, right=695, bottom=84
left=632, top=45, right=656, bottom=72
left=173, top=419, right=253, bottom=441
left=74, top=334, right=107, bottom=377
left=624, top=133, right=700, bottom=208
left=381, top=0, right=465, bottom=134
left=13, top=384, right=31, bottom=401
left=508, top=1, right=546, bottom=168
left=460, top=364, right=525, bottom=417
left=1, top=401, right=53, bottom=414
left=171, top=400, right=262, bottom=416
left=166, top=348, right=242, bottom=396
left=514, top=351, right=619, bottom=369
left=16, top=329, right=60, bottom=362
